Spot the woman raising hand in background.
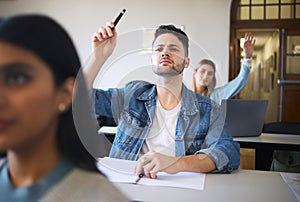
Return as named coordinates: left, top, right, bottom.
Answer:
left=193, top=32, right=256, bottom=105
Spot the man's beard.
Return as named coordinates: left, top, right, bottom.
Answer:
left=152, top=61, right=185, bottom=76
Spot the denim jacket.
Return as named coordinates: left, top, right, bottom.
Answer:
left=94, top=81, right=240, bottom=173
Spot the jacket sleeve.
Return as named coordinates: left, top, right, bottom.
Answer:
left=222, top=58, right=251, bottom=99
left=196, top=103, right=240, bottom=173
left=94, top=87, right=125, bottom=123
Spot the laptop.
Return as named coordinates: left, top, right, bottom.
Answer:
left=221, top=99, right=268, bottom=137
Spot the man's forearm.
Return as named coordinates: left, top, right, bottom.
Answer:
left=175, top=154, right=217, bottom=173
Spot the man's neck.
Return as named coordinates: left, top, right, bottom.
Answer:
left=156, top=76, right=183, bottom=110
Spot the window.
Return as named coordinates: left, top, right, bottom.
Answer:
left=237, top=0, right=300, bottom=20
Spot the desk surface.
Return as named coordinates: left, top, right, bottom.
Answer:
left=234, top=133, right=300, bottom=145
left=114, top=169, right=297, bottom=202
left=234, top=133, right=300, bottom=170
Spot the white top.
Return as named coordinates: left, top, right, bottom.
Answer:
left=141, top=100, right=181, bottom=156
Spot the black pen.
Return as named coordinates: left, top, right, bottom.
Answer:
left=111, top=9, right=126, bottom=30
left=134, top=173, right=144, bottom=184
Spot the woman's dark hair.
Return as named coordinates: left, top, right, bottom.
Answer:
left=0, top=14, right=99, bottom=172
left=152, top=24, right=189, bottom=57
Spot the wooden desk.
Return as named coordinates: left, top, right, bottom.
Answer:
left=114, top=169, right=297, bottom=202
left=234, top=133, right=300, bottom=170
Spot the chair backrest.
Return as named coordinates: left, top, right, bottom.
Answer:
left=97, top=116, right=117, bottom=127
left=262, top=122, right=300, bottom=134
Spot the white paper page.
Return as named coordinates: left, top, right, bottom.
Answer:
left=97, top=157, right=206, bottom=190
left=139, top=172, right=205, bottom=190
left=280, top=172, right=300, bottom=201
left=98, top=126, right=118, bottom=134
left=97, top=157, right=137, bottom=183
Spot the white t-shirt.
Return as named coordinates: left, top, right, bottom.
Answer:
left=140, top=99, right=181, bottom=157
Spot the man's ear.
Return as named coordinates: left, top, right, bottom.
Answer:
left=56, top=77, right=75, bottom=113
left=184, top=57, right=190, bottom=68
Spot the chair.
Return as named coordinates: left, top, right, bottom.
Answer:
left=97, top=116, right=117, bottom=127
left=262, top=122, right=300, bottom=134
left=262, top=122, right=300, bottom=173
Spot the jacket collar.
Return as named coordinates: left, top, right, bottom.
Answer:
left=137, top=83, right=198, bottom=116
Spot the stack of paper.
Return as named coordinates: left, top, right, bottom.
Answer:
left=97, top=157, right=206, bottom=190
left=280, top=172, right=300, bottom=201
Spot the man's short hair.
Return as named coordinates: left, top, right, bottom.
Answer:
left=152, top=25, right=189, bottom=56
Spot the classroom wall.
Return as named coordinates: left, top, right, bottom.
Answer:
left=0, top=0, right=232, bottom=89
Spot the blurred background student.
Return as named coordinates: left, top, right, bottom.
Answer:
left=0, top=14, right=129, bottom=201
left=193, top=32, right=255, bottom=105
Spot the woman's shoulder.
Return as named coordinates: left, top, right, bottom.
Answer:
left=42, top=168, right=130, bottom=202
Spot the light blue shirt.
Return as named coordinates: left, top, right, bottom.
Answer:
left=0, top=158, right=73, bottom=202
left=210, top=58, right=252, bottom=105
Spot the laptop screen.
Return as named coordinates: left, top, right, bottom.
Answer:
left=221, top=99, right=268, bottom=137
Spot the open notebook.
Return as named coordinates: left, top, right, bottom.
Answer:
left=97, top=157, right=206, bottom=191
